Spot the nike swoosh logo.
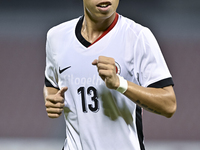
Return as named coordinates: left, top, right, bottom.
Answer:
left=59, top=66, right=71, bottom=74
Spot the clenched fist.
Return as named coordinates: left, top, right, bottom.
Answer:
left=92, top=56, right=119, bottom=89
left=44, top=87, right=68, bottom=118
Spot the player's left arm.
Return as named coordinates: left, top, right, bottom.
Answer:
left=92, top=56, right=177, bottom=118
left=124, top=82, right=176, bottom=118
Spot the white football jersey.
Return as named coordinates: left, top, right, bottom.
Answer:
left=45, top=14, right=173, bottom=150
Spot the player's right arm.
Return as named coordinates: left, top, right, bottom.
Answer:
left=43, top=86, right=68, bottom=118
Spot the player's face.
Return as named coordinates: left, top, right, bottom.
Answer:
left=83, top=0, right=119, bottom=20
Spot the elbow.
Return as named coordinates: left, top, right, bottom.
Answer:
left=165, top=106, right=176, bottom=118
left=161, top=86, right=177, bottom=118
left=164, top=97, right=177, bottom=118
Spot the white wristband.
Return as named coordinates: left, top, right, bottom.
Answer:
left=116, top=74, right=128, bottom=93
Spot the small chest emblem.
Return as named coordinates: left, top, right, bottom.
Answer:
left=115, top=62, right=121, bottom=75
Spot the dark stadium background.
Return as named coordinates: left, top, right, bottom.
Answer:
left=0, top=0, right=200, bottom=145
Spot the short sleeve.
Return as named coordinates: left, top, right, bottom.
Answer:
left=134, top=28, right=172, bottom=87
left=44, top=32, right=59, bottom=88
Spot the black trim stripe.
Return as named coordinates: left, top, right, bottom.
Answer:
left=136, top=105, right=145, bottom=150
left=148, top=77, right=174, bottom=88
left=75, top=16, right=91, bottom=48
left=45, top=77, right=59, bottom=90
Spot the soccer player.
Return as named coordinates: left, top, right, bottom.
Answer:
left=43, top=0, right=177, bottom=149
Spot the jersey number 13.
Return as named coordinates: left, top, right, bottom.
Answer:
left=78, top=86, right=99, bottom=113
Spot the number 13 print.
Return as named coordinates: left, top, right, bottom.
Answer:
left=78, top=86, right=99, bottom=113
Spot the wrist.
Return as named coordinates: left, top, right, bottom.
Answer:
left=116, top=74, right=128, bottom=93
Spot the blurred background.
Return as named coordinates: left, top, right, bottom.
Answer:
left=0, top=0, right=200, bottom=149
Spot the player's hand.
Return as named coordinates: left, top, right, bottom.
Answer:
left=92, top=56, right=119, bottom=89
left=45, top=87, right=68, bottom=118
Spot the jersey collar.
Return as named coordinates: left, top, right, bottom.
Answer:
left=75, top=13, right=119, bottom=48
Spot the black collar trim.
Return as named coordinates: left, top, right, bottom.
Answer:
left=75, top=16, right=91, bottom=48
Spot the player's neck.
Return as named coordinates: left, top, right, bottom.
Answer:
left=81, top=13, right=116, bottom=43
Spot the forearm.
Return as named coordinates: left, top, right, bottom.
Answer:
left=123, top=81, right=177, bottom=118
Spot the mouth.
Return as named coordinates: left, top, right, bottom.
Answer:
left=97, top=2, right=111, bottom=8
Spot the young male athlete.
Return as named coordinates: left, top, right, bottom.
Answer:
left=44, top=0, right=177, bottom=149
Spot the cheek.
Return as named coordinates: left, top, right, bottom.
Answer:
left=113, top=0, right=119, bottom=8
left=114, top=1, right=119, bottom=10
left=85, top=3, right=97, bottom=13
